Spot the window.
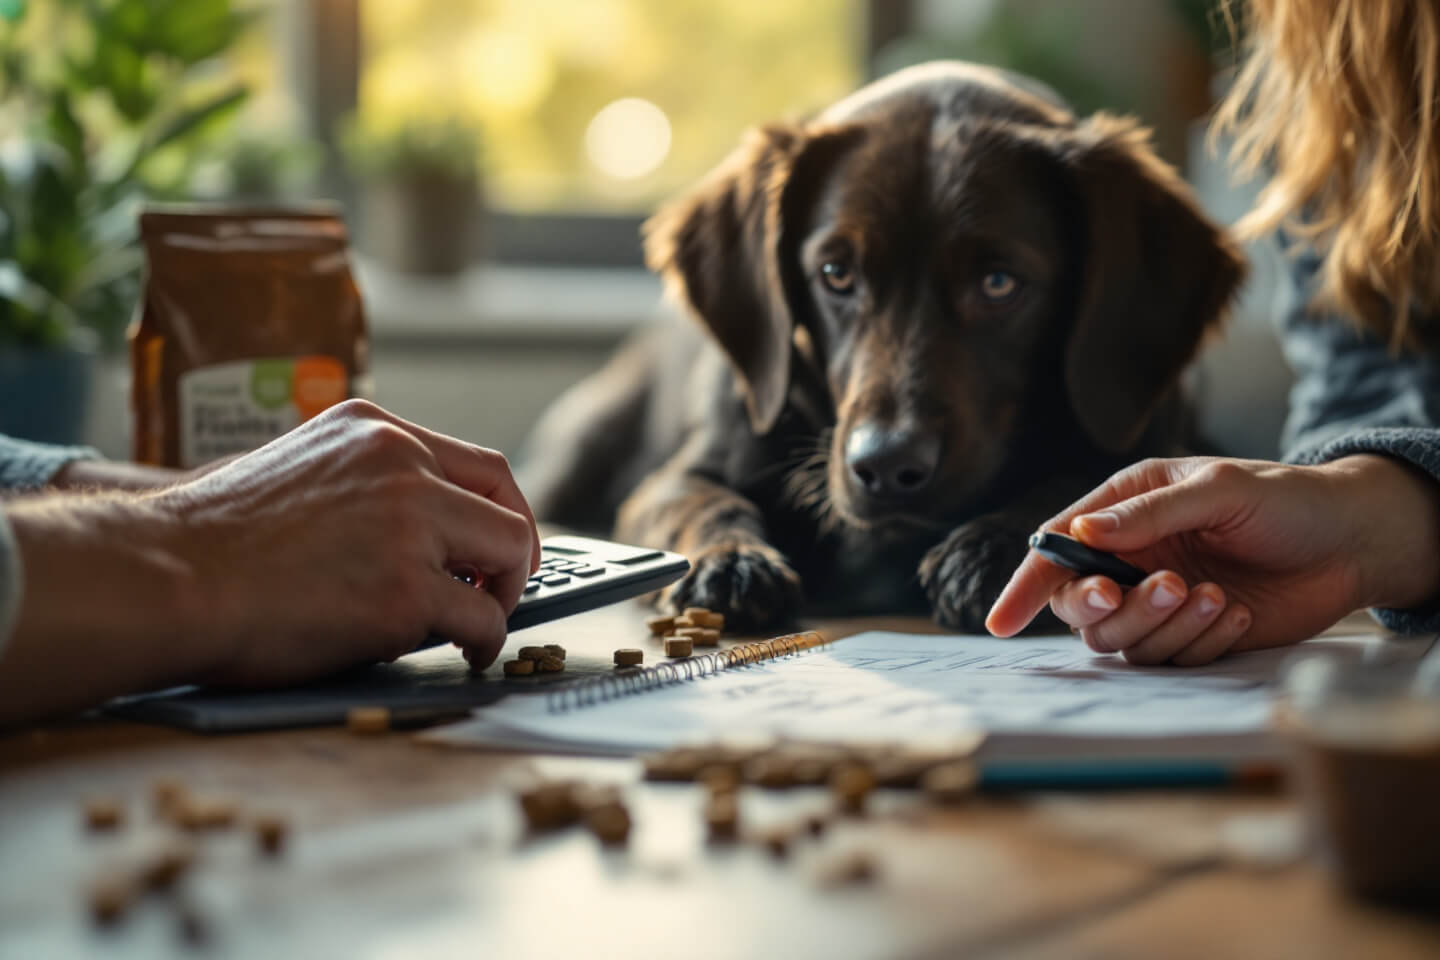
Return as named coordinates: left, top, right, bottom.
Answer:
left=357, top=0, right=865, bottom=215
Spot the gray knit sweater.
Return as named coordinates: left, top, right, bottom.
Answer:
left=0, top=436, right=99, bottom=655
left=1277, top=245, right=1440, bottom=634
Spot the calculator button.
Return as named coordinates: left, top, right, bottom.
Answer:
left=539, top=574, right=571, bottom=586
left=540, top=557, right=564, bottom=569
left=523, top=581, right=541, bottom=594
left=571, top=565, right=605, bottom=577
left=551, top=560, right=581, bottom=571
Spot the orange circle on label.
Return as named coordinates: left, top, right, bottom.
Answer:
left=292, top=356, right=348, bottom=420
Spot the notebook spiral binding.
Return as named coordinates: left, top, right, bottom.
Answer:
left=545, top=631, right=831, bottom=713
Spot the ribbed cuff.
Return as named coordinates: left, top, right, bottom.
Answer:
left=1288, top=428, right=1440, bottom=634
left=0, top=436, right=100, bottom=491
left=0, top=511, right=21, bottom=662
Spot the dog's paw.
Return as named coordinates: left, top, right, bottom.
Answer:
left=918, top=515, right=1036, bottom=633
left=664, top=542, right=803, bottom=633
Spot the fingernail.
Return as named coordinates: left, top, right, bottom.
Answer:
left=1150, top=582, right=1183, bottom=609
left=1086, top=589, right=1117, bottom=612
left=1197, top=594, right=1221, bottom=617
left=1078, top=511, right=1119, bottom=533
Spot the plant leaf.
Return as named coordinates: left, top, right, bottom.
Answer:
left=116, top=83, right=247, bottom=183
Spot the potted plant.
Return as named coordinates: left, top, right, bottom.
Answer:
left=0, top=0, right=252, bottom=444
left=343, top=115, right=486, bottom=276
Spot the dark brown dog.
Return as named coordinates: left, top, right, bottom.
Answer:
left=520, top=61, right=1244, bottom=632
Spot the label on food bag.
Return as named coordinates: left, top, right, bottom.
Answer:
left=178, top=356, right=348, bottom=467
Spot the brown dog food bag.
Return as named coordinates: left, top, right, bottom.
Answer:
left=131, top=207, right=369, bottom=467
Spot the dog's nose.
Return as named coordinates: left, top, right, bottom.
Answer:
left=844, top=424, right=940, bottom=499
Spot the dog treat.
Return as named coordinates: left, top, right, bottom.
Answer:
left=672, top=616, right=696, bottom=631
left=254, top=816, right=289, bottom=857
left=762, top=828, right=791, bottom=860
left=697, top=764, right=741, bottom=796
left=176, top=900, right=211, bottom=948
left=614, top=648, right=644, bottom=667
left=584, top=802, right=632, bottom=847
left=744, top=753, right=798, bottom=790
left=806, top=813, right=829, bottom=838
left=702, top=612, right=725, bottom=631
left=693, top=628, right=722, bottom=647
left=518, top=782, right=582, bottom=832
left=664, top=637, right=693, bottom=658
left=818, top=851, right=877, bottom=889
left=646, top=615, right=676, bottom=635
left=177, top=798, right=237, bottom=832
left=152, top=778, right=186, bottom=817
left=537, top=655, right=565, bottom=673
left=921, top=761, right=978, bottom=805
left=85, top=799, right=125, bottom=832
left=503, top=658, right=535, bottom=676
left=543, top=644, right=567, bottom=660
left=683, top=608, right=725, bottom=631
left=346, top=706, right=390, bottom=735
left=642, top=748, right=709, bottom=782
left=705, top=793, right=739, bottom=843
left=141, top=845, right=195, bottom=892
left=830, top=764, right=877, bottom=815
left=517, top=646, right=548, bottom=661
left=89, top=873, right=136, bottom=927
left=682, top=607, right=712, bottom=623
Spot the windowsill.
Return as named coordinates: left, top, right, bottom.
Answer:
left=356, top=258, right=668, bottom=347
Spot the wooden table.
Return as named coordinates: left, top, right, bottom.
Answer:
left=2, top=604, right=1437, bottom=959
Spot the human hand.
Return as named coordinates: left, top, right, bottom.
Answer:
left=985, top=456, right=1440, bottom=665
left=149, top=399, right=540, bottom=684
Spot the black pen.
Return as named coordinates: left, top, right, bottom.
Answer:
left=1027, top=532, right=1147, bottom=588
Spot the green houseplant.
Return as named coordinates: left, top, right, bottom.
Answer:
left=342, top=115, right=486, bottom=276
left=0, top=0, right=252, bottom=443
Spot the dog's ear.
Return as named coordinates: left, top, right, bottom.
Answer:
left=1055, top=114, right=1246, bottom=452
left=644, top=124, right=857, bottom=434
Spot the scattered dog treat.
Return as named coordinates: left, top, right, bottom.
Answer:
left=614, top=648, right=644, bottom=667
left=517, top=646, right=548, bottom=661
left=646, top=615, right=676, bottom=635
left=682, top=607, right=710, bottom=622
left=694, top=628, right=721, bottom=647
left=806, top=813, right=829, bottom=838
left=664, top=637, right=693, bottom=658
left=177, top=798, right=236, bottom=833
left=346, top=706, right=390, bottom=735
left=503, top=659, right=536, bottom=677
left=642, top=748, right=709, bottom=782
left=537, top=655, right=565, bottom=674
left=705, top=793, right=739, bottom=843
left=762, top=828, right=791, bottom=860
left=140, top=844, right=195, bottom=893
left=697, top=764, right=740, bottom=796
left=673, top=626, right=707, bottom=640
left=671, top=616, right=697, bottom=631
left=683, top=608, right=726, bottom=630
left=584, top=802, right=632, bottom=847
left=254, top=816, right=289, bottom=857
left=744, top=754, right=798, bottom=790
left=921, top=761, right=978, bottom=805
left=88, top=873, right=136, bottom=928
left=152, top=778, right=186, bottom=817
left=85, top=799, right=125, bottom=832
left=817, top=851, right=877, bottom=889
left=830, top=764, right=877, bottom=815
left=543, top=644, right=566, bottom=660
left=517, top=782, right=582, bottom=832
left=175, top=900, right=211, bottom=948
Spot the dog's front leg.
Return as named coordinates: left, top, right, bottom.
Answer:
left=918, top=480, right=1091, bottom=633
left=617, top=467, right=803, bottom=632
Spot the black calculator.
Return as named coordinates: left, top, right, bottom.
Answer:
left=507, top=535, right=690, bottom=631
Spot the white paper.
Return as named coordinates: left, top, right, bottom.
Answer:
left=425, top=631, right=1425, bottom=759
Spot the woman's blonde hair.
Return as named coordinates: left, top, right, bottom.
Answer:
left=1214, top=0, right=1440, bottom=346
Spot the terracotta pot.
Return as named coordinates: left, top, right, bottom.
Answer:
left=362, top=172, right=483, bottom=276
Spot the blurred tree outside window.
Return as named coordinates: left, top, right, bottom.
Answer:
left=358, top=0, right=864, bottom=214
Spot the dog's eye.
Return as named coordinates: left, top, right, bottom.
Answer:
left=979, top=270, right=1021, bottom=304
left=820, top=260, right=856, bottom=295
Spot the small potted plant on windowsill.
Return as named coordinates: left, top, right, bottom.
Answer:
left=0, top=0, right=252, bottom=444
left=342, top=115, right=486, bottom=277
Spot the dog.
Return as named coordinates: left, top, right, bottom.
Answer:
left=520, top=61, right=1245, bottom=633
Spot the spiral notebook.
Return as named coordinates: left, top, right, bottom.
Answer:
left=425, top=629, right=1428, bottom=762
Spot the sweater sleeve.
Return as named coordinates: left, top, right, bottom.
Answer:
left=1276, top=241, right=1440, bottom=633
left=0, top=435, right=99, bottom=492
